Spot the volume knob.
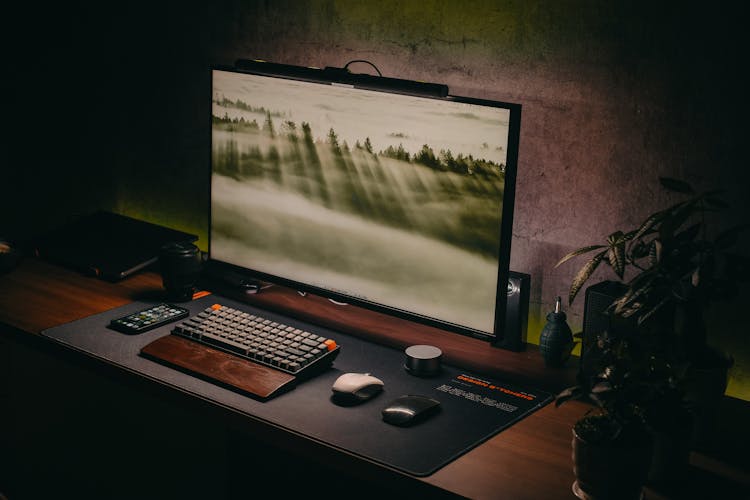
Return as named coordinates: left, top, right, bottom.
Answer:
left=404, top=344, right=443, bottom=377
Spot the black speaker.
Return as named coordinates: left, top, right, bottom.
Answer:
left=580, top=280, right=638, bottom=380
left=492, top=270, right=530, bottom=351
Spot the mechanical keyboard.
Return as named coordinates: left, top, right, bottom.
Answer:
left=171, top=303, right=340, bottom=378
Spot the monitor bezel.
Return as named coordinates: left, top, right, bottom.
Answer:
left=205, top=62, right=521, bottom=343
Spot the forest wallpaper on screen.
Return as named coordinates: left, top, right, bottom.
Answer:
left=210, top=70, right=513, bottom=334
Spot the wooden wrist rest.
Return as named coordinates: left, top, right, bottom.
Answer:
left=140, top=334, right=297, bottom=400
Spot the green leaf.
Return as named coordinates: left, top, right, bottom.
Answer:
left=659, top=177, right=694, bottom=194
left=569, top=251, right=607, bottom=305
left=648, top=239, right=662, bottom=267
left=607, top=248, right=623, bottom=278
left=607, top=230, right=625, bottom=246
left=555, top=386, right=583, bottom=407
left=619, top=303, right=643, bottom=318
left=613, top=278, right=652, bottom=315
left=591, top=382, right=612, bottom=394
left=659, top=199, right=699, bottom=242
left=611, top=289, right=635, bottom=316
left=628, top=211, right=666, bottom=252
left=636, top=296, right=671, bottom=325
left=627, top=265, right=658, bottom=288
left=607, top=234, right=627, bottom=278
left=554, top=245, right=607, bottom=268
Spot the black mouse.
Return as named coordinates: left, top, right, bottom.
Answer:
left=382, top=394, right=441, bottom=426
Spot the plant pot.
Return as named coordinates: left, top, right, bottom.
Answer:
left=572, top=423, right=653, bottom=500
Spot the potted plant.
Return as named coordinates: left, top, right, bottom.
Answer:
left=557, top=177, right=747, bottom=393
left=553, top=177, right=748, bottom=493
left=555, top=326, right=665, bottom=499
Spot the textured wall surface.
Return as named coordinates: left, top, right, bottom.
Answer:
left=4, top=1, right=749, bottom=398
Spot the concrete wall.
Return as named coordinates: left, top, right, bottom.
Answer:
left=4, top=0, right=749, bottom=398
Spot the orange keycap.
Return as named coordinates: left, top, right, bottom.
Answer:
left=211, top=303, right=222, bottom=310
left=324, top=339, right=337, bottom=351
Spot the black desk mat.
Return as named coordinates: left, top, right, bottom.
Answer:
left=41, top=295, right=552, bottom=477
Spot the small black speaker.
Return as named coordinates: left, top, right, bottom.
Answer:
left=492, top=270, right=530, bottom=351
left=580, top=280, right=638, bottom=380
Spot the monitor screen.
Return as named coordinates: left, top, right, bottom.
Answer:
left=208, top=64, right=520, bottom=340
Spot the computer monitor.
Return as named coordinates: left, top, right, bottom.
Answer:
left=207, top=61, right=521, bottom=343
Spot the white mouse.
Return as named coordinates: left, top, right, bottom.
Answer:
left=331, top=372, right=384, bottom=402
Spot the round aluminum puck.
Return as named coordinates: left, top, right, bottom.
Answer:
left=404, top=344, right=443, bottom=377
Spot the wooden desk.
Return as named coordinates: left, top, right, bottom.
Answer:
left=1, top=258, right=747, bottom=499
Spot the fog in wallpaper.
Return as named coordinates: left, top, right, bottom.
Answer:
left=210, top=69, right=512, bottom=334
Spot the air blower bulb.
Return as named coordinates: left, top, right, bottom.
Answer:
left=539, top=296, right=574, bottom=368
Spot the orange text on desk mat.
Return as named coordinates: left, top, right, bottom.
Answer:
left=455, top=374, right=536, bottom=401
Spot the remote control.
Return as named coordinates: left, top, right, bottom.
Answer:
left=108, top=303, right=190, bottom=334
